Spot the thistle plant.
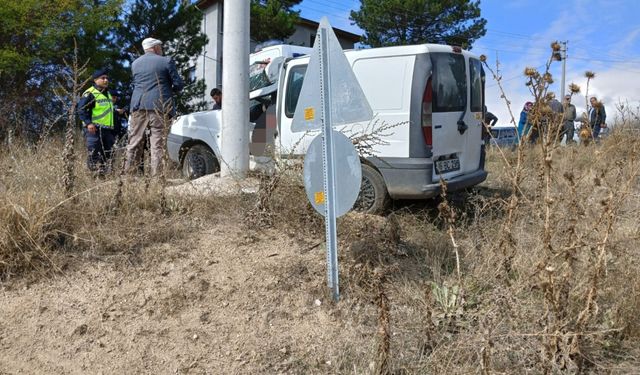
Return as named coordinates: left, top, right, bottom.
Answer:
left=59, top=40, right=90, bottom=198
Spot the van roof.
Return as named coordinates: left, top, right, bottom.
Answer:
left=286, top=43, right=480, bottom=63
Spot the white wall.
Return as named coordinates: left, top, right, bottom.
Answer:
left=197, top=3, right=223, bottom=107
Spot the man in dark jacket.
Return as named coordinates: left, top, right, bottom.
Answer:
left=78, top=68, right=116, bottom=175
left=483, top=106, right=498, bottom=145
left=125, top=37, right=184, bottom=175
left=210, top=88, right=222, bottom=110
left=589, top=96, right=606, bottom=140
left=109, top=89, right=128, bottom=140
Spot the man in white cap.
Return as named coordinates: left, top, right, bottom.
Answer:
left=126, top=37, right=184, bottom=176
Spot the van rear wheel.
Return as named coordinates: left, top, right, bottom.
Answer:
left=354, top=164, right=389, bottom=215
left=182, top=144, right=219, bottom=180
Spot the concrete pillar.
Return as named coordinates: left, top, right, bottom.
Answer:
left=220, top=0, right=250, bottom=177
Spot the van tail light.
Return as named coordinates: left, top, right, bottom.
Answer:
left=422, top=77, right=433, bottom=148
left=422, top=124, right=432, bottom=147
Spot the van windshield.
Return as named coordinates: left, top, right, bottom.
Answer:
left=249, top=61, right=271, bottom=92
left=431, top=53, right=466, bottom=113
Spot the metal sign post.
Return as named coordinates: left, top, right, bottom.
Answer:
left=292, top=17, right=373, bottom=302
left=317, top=26, right=340, bottom=301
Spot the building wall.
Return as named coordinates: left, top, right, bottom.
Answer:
left=287, top=24, right=357, bottom=50
left=197, top=2, right=223, bottom=103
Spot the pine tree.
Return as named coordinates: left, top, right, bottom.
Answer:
left=350, top=0, right=486, bottom=49
left=0, top=0, right=122, bottom=140
left=115, top=0, right=208, bottom=114
left=250, top=0, right=302, bottom=43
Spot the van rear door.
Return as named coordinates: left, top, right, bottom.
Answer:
left=429, top=52, right=483, bottom=180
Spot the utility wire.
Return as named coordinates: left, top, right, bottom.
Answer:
left=485, top=64, right=548, bottom=88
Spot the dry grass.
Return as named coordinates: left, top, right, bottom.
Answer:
left=329, top=125, right=637, bottom=374
left=0, top=134, right=243, bottom=281
left=2, top=127, right=639, bottom=373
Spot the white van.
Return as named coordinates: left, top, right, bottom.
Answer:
left=168, top=43, right=488, bottom=213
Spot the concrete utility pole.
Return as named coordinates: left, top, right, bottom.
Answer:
left=560, top=41, right=568, bottom=100
left=220, top=0, right=250, bottom=177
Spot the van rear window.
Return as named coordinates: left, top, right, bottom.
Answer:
left=469, top=58, right=483, bottom=113
left=431, top=53, right=466, bottom=113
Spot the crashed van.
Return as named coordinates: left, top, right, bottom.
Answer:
left=168, top=43, right=488, bottom=213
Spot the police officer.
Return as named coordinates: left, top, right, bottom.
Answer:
left=79, top=68, right=117, bottom=175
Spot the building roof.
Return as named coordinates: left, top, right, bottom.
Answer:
left=194, top=0, right=361, bottom=43
left=296, top=17, right=360, bottom=43
left=194, top=0, right=218, bottom=9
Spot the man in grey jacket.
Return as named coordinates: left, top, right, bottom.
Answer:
left=126, top=37, right=184, bottom=176
left=561, top=95, right=577, bottom=144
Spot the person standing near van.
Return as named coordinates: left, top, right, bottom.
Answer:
left=210, top=88, right=222, bottom=110
left=483, top=107, right=498, bottom=145
left=562, top=95, right=577, bottom=144
left=109, top=90, right=128, bottom=140
left=126, top=37, right=184, bottom=176
left=517, top=101, right=533, bottom=143
left=484, top=110, right=498, bottom=127
left=588, top=96, right=606, bottom=140
left=79, top=68, right=117, bottom=175
left=539, top=93, right=563, bottom=141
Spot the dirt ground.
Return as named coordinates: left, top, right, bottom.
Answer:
left=0, top=223, right=383, bottom=374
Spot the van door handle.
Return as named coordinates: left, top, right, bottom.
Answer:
left=434, top=125, right=442, bottom=129
left=457, top=120, right=468, bottom=134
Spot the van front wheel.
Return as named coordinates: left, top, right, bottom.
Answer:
left=182, top=144, right=219, bottom=180
left=354, top=164, right=389, bottom=215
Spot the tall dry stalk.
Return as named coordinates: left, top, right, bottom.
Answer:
left=579, top=71, right=596, bottom=143
left=437, top=180, right=461, bottom=284
left=481, top=57, right=532, bottom=278
left=481, top=42, right=634, bottom=373
left=374, top=267, right=391, bottom=375
left=159, top=105, right=172, bottom=214
left=59, top=40, right=90, bottom=197
left=110, top=153, right=127, bottom=213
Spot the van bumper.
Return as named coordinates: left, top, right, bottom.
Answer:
left=371, top=157, right=488, bottom=200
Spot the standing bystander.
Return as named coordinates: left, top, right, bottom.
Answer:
left=588, top=96, right=606, bottom=140
left=517, top=101, right=534, bottom=144
left=483, top=106, right=498, bottom=145
left=126, top=37, right=184, bottom=175
left=78, top=68, right=117, bottom=175
left=210, top=88, right=222, bottom=110
left=547, top=93, right=563, bottom=141
left=562, top=95, right=577, bottom=144
left=109, top=90, right=128, bottom=141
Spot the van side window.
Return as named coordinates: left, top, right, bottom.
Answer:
left=431, top=53, right=466, bottom=113
left=469, top=58, right=483, bottom=113
left=285, top=65, right=307, bottom=118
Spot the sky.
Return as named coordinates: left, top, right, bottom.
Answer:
left=294, top=0, right=640, bottom=127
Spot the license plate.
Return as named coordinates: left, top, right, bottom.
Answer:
left=435, top=158, right=460, bottom=174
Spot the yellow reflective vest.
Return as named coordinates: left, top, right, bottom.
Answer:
left=83, top=86, right=114, bottom=128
